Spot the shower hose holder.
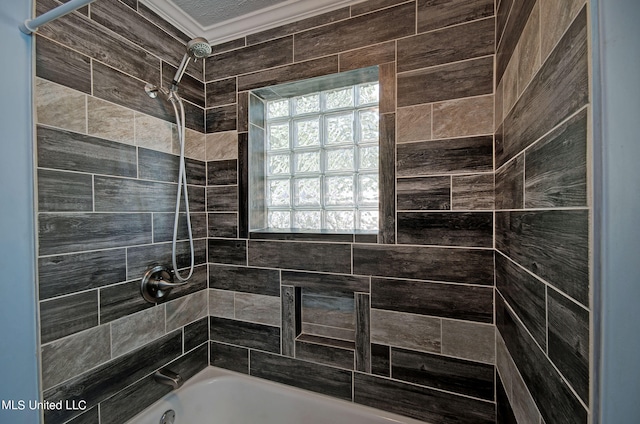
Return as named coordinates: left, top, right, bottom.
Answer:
left=140, top=265, right=186, bottom=303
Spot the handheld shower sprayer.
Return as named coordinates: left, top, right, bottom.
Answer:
left=171, top=37, right=212, bottom=92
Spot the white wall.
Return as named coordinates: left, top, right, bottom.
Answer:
left=0, top=0, right=41, bottom=422
left=594, top=0, right=640, bottom=422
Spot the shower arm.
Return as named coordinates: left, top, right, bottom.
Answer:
left=20, top=0, right=96, bottom=34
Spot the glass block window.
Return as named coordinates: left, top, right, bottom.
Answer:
left=264, top=82, right=379, bottom=231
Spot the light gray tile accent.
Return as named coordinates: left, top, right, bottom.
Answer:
left=441, top=319, right=496, bottom=364
left=209, top=289, right=235, bottom=318
left=235, top=292, right=281, bottom=326
left=166, top=290, right=208, bottom=332
left=36, top=78, right=86, bottom=133
left=371, top=309, right=441, bottom=353
left=111, top=306, right=165, bottom=357
left=87, top=97, right=135, bottom=144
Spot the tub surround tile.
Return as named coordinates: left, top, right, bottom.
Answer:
left=397, top=56, right=493, bottom=107
left=355, top=293, right=371, bottom=373
left=154, top=213, right=208, bottom=243
left=161, top=61, right=205, bottom=108
left=138, top=148, right=206, bottom=185
left=548, top=288, right=590, bottom=404
left=350, top=0, right=408, bottom=16
left=41, top=325, right=111, bottom=390
left=441, top=320, right=495, bottom=364
left=248, top=240, right=351, bottom=273
left=432, top=95, right=494, bottom=139
left=166, top=291, right=209, bottom=332
left=94, top=177, right=177, bottom=212
left=237, top=92, right=249, bottom=132
left=302, top=323, right=354, bottom=342
left=206, top=77, right=237, bottom=108
left=43, top=331, right=182, bottom=423
left=66, top=407, right=99, bottom=424
left=37, top=125, right=137, bottom=177
left=35, top=35, right=91, bottom=94
left=496, top=0, right=514, bottom=48
left=354, top=373, right=496, bottom=424
left=540, top=0, right=587, bottom=60
left=184, top=316, right=209, bottom=352
left=391, top=347, right=495, bottom=400
left=209, top=288, right=235, bottom=319
left=517, top=2, right=540, bottom=95
left=207, top=185, right=238, bottom=212
left=495, top=154, right=524, bottom=210
left=417, top=0, right=494, bottom=34
left=398, top=17, right=494, bottom=73
left=371, top=344, right=391, bottom=376
left=497, top=373, right=518, bottom=424
left=371, top=309, right=441, bottom=353
left=525, top=109, right=588, bottom=208
left=99, top=281, right=155, bottom=324
left=126, top=239, right=207, bottom=280
left=134, top=113, right=174, bottom=153
left=206, top=131, right=238, bottom=160
left=339, top=42, right=396, bottom=72
left=281, top=271, right=369, bottom=296
left=37, top=169, right=93, bottom=212
left=495, top=0, right=536, bottom=85
left=209, top=265, right=280, bottom=296
left=207, top=159, right=238, bottom=185
left=354, top=244, right=494, bottom=286
left=208, top=238, right=247, bottom=265
left=379, top=112, right=397, bottom=244
left=496, top=209, right=589, bottom=306
left=397, top=136, right=493, bottom=177
left=87, top=97, right=136, bottom=144
left=206, top=104, right=237, bottom=133
left=210, top=316, right=281, bottom=353
left=451, top=174, right=494, bottom=210
left=497, top=295, right=587, bottom=424
left=111, top=306, right=165, bottom=357
left=210, top=341, right=249, bottom=373
left=38, top=249, right=126, bottom=300
left=293, top=3, right=415, bottom=62
left=208, top=212, right=239, bottom=238
left=302, top=293, right=354, bottom=330
left=250, top=351, right=353, bottom=401
left=498, top=7, right=588, bottom=168
left=282, top=285, right=302, bottom=357
left=295, top=339, right=354, bottom=370
left=248, top=8, right=350, bottom=45
left=237, top=56, right=339, bottom=93
left=397, top=104, right=432, bottom=143
left=138, top=1, right=191, bottom=43
left=372, top=277, right=494, bottom=323
left=35, top=78, right=87, bottom=132
left=235, top=292, right=281, bottom=327
left=496, top=253, right=547, bottom=349
left=397, top=211, right=494, bottom=248
left=397, top=176, right=450, bottom=211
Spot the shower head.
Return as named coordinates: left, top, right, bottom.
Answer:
left=171, top=37, right=212, bottom=91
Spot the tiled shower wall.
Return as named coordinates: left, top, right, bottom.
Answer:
left=34, top=0, right=211, bottom=422
left=493, top=1, right=591, bottom=423
left=204, top=0, right=499, bottom=423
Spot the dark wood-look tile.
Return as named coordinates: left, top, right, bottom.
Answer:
left=210, top=38, right=246, bottom=55
left=354, top=244, right=494, bottom=285
left=295, top=339, right=354, bottom=370
left=496, top=253, right=547, bottom=349
left=281, top=285, right=301, bottom=357
left=372, top=277, right=494, bottom=323
left=210, top=316, right=280, bottom=353
left=294, top=3, right=415, bottom=62
left=498, top=8, right=588, bottom=168
left=249, top=230, right=353, bottom=243
left=248, top=240, right=351, bottom=273
left=495, top=154, right=524, bottom=209
left=302, top=293, right=354, bottom=330
left=397, top=56, right=494, bottom=107
left=379, top=62, right=396, bottom=114
left=94, top=176, right=176, bottom=212
left=496, top=0, right=514, bottom=48
left=208, top=212, right=238, bottom=238
left=137, top=2, right=191, bottom=44
left=339, top=42, right=396, bottom=72
left=238, top=132, right=249, bottom=238
left=496, top=209, right=589, bottom=306
left=397, top=211, right=493, bottom=248
left=351, top=0, right=410, bottom=15
left=250, top=351, right=353, bottom=401
left=247, top=7, right=350, bottom=45
left=371, top=344, right=391, bottom=376
left=206, top=185, right=238, bottom=212
left=497, top=294, right=588, bottom=424
left=209, top=264, right=279, bottom=296
left=40, top=291, right=98, bottom=344
left=237, top=56, right=339, bottom=92
left=249, top=94, right=265, bottom=128
left=281, top=271, right=369, bottom=296
left=210, top=341, right=249, bottom=373
left=38, top=249, right=126, bottom=300
left=397, top=176, right=451, bottom=211
left=397, top=136, right=493, bottom=177
left=379, top=113, right=396, bottom=243
left=126, top=239, right=208, bottom=279
left=441, top=320, right=495, bottom=364
left=39, top=213, right=152, bottom=256
left=525, top=109, right=588, bottom=208
left=237, top=92, right=249, bottom=132
left=206, top=104, right=237, bottom=133
left=398, top=17, right=494, bottom=73
left=35, top=35, right=91, bottom=94
left=417, top=0, right=494, bottom=33
left=207, top=159, right=237, bottom=185
left=355, top=293, right=371, bottom=373
left=497, top=372, right=519, bottom=424
left=37, top=169, right=92, bottom=212
left=354, top=373, right=496, bottom=424
left=548, top=288, right=589, bottom=404
left=495, top=0, right=536, bottom=84
left=208, top=238, right=247, bottom=265
left=154, top=213, right=208, bottom=242
left=451, top=174, right=494, bottom=210
left=184, top=316, right=209, bottom=352
left=92, top=61, right=173, bottom=124
left=43, top=331, right=182, bottom=423
left=392, top=347, right=495, bottom=400
left=100, top=344, right=207, bottom=424
left=36, top=0, right=159, bottom=84
left=99, top=280, right=153, bottom=323
left=138, top=148, right=206, bottom=185
left=37, top=126, right=137, bottom=177
left=161, top=62, right=205, bottom=108
left=355, top=232, right=378, bottom=243
left=206, top=77, right=237, bottom=108
left=183, top=101, right=206, bottom=133
left=66, top=406, right=98, bottom=424
left=205, top=37, right=293, bottom=82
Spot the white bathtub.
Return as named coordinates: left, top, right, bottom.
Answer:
left=128, top=367, right=427, bottom=424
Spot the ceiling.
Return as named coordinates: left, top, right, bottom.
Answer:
left=141, top=0, right=367, bottom=46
